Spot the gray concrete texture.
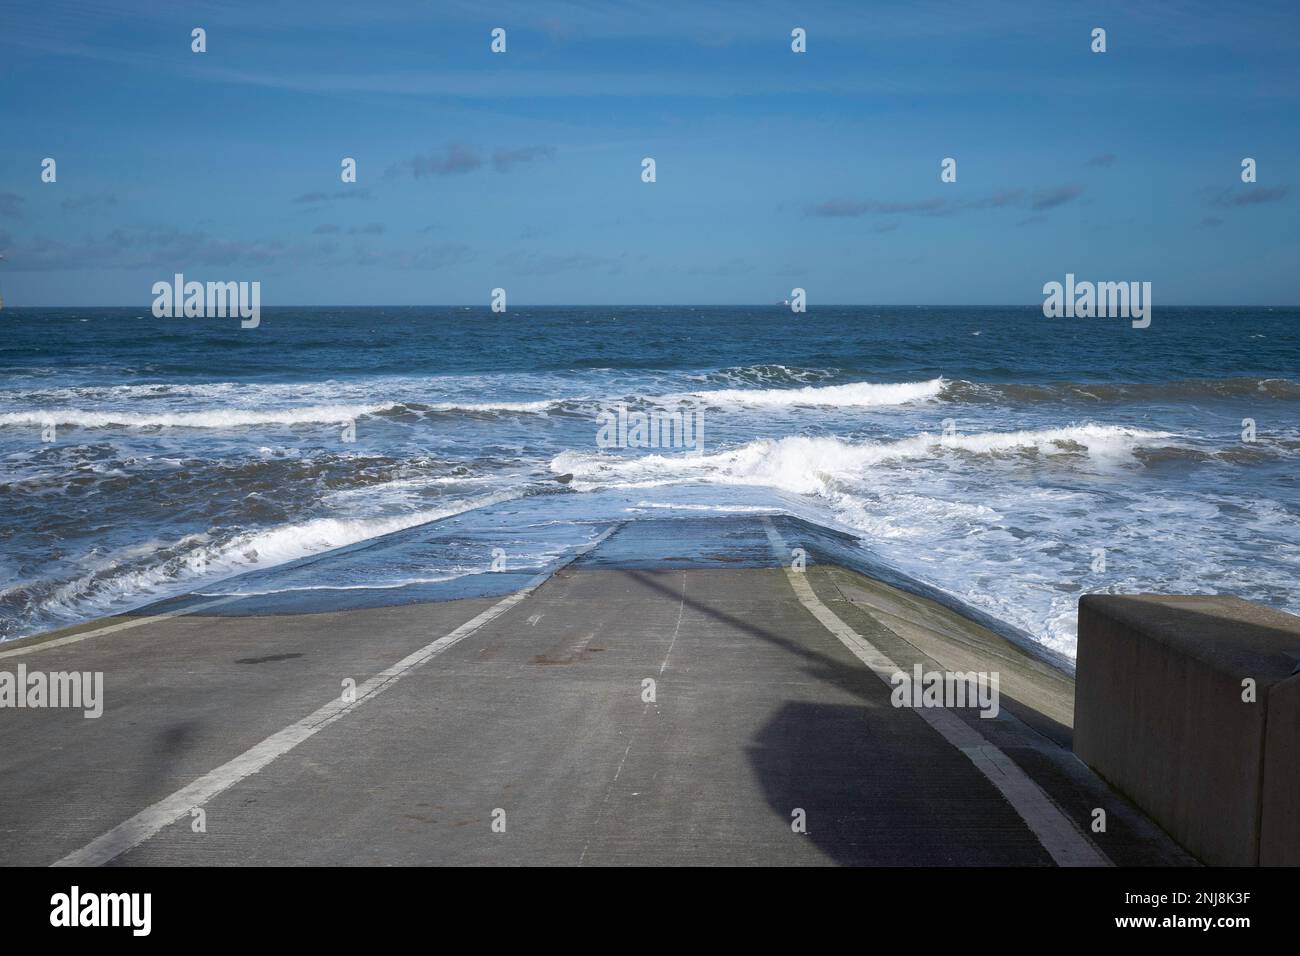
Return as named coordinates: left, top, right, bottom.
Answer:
left=1074, top=594, right=1300, bottom=866
left=0, top=516, right=1194, bottom=866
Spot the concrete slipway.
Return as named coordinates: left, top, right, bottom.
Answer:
left=0, top=516, right=1192, bottom=867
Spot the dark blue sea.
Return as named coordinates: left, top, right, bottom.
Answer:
left=2, top=305, right=1298, bottom=655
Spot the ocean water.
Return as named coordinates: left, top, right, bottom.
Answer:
left=1, top=305, right=1297, bottom=657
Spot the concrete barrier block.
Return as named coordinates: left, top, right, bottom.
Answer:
left=1261, top=671, right=1300, bottom=865
left=1074, top=594, right=1300, bottom=866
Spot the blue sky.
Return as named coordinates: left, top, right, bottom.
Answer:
left=1, top=0, right=1297, bottom=305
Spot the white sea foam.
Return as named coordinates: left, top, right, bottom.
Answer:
left=0, top=404, right=398, bottom=429
left=425, top=399, right=557, bottom=413
left=685, top=377, right=945, bottom=408
left=0, top=375, right=572, bottom=424
left=628, top=502, right=776, bottom=513
left=6, top=353, right=1296, bottom=665
left=551, top=424, right=1173, bottom=494
left=11, top=492, right=516, bottom=629
left=197, top=574, right=470, bottom=597
left=547, top=423, right=1199, bottom=659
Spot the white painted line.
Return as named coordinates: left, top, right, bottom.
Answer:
left=659, top=570, right=686, bottom=674
left=760, top=518, right=1109, bottom=867
left=53, top=525, right=619, bottom=868
left=580, top=567, right=684, bottom=865
left=0, top=596, right=246, bottom=661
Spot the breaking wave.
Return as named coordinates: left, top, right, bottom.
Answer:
left=0, top=404, right=401, bottom=429
left=0, top=491, right=517, bottom=637
left=551, top=424, right=1174, bottom=494
left=687, top=377, right=944, bottom=408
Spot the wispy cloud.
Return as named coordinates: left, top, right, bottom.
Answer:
left=292, top=188, right=375, bottom=204
left=805, top=188, right=1033, bottom=219
left=1030, top=183, right=1084, bottom=211
left=388, top=242, right=475, bottom=271
left=1085, top=153, right=1117, bottom=168
left=0, top=226, right=412, bottom=272
left=7, top=228, right=300, bottom=271
left=60, top=193, right=118, bottom=211
left=1209, top=185, right=1289, bottom=207
left=386, top=143, right=482, bottom=179
left=806, top=198, right=946, bottom=217
left=386, top=143, right=557, bottom=179
left=11, top=3, right=1299, bottom=109
left=497, top=249, right=627, bottom=275
left=493, top=145, right=556, bottom=173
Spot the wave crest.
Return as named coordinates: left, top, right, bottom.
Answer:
left=551, top=424, right=1173, bottom=494
left=687, top=377, right=945, bottom=408
left=0, top=404, right=399, bottom=429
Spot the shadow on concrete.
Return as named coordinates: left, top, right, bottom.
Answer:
left=621, top=568, right=1051, bottom=865
left=746, top=700, right=1051, bottom=865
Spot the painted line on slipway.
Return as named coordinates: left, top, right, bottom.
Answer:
left=54, top=524, right=621, bottom=868
left=761, top=517, right=1109, bottom=867
left=0, top=596, right=246, bottom=661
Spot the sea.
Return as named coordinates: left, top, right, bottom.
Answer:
left=1, top=305, right=1297, bottom=658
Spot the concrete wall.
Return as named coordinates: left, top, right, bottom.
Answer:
left=1074, top=594, right=1300, bottom=866
left=1261, top=671, right=1300, bottom=865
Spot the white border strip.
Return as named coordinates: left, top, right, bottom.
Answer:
left=53, top=525, right=618, bottom=867
left=761, top=518, right=1108, bottom=867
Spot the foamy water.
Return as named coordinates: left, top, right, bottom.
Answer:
left=683, top=377, right=946, bottom=407
left=2, top=305, right=1297, bottom=657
